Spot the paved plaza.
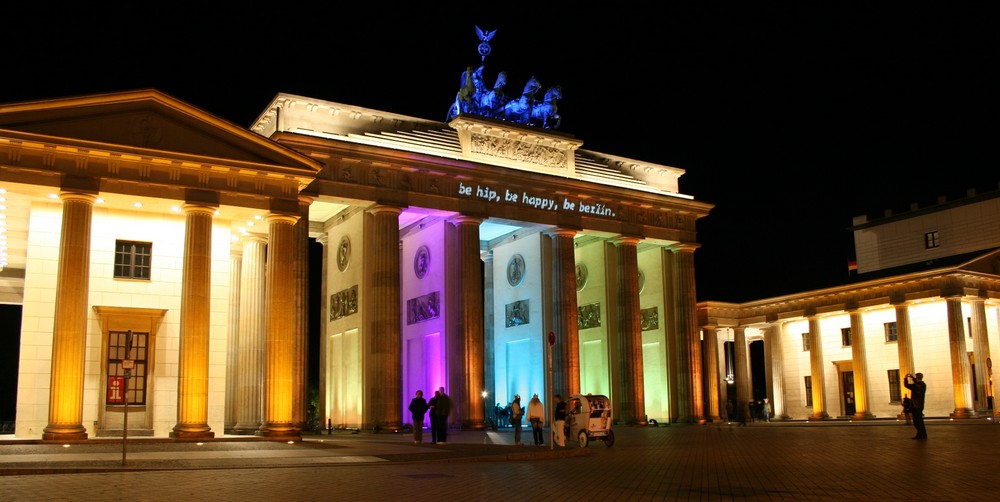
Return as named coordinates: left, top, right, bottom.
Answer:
left=1, top=418, right=997, bottom=501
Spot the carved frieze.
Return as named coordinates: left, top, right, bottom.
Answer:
left=505, top=299, right=529, bottom=327
left=406, top=291, right=440, bottom=325
left=329, top=285, right=358, bottom=321
left=578, top=302, right=601, bottom=330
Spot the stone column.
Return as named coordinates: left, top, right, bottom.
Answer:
left=449, top=215, right=485, bottom=430
left=259, top=213, right=301, bottom=438
left=766, top=323, right=788, bottom=419
left=42, top=192, right=96, bottom=441
left=672, top=244, right=703, bottom=424
left=702, top=326, right=722, bottom=422
left=292, top=197, right=311, bottom=428
left=968, top=297, right=993, bottom=414
left=315, top=233, right=329, bottom=430
left=893, top=300, right=915, bottom=414
left=171, top=204, right=216, bottom=439
left=615, top=236, right=645, bottom=425
left=482, top=250, right=496, bottom=422
left=233, top=235, right=267, bottom=434
left=733, top=326, right=751, bottom=418
left=366, top=205, right=402, bottom=430
left=224, top=244, right=242, bottom=432
left=945, top=296, right=975, bottom=418
left=808, top=315, right=829, bottom=420
left=551, top=229, right=580, bottom=397
left=848, top=309, right=874, bottom=419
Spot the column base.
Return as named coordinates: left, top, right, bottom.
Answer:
left=949, top=408, right=977, bottom=419
left=42, top=430, right=88, bottom=442
left=808, top=412, right=830, bottom=421
left=229, top=426, right=260, bottom=435
left=170, top=430, right=215, bottom=440
left=461, top=420, right=486, bottom=431
left=258, top=422, right=302, bottom=440
left=850, top=412, right=876, bottom=421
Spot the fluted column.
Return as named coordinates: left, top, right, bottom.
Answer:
left=316, top=233, right=329, bottom=429
left=292, top=197, right=310, bottom=428
left=366, top=205, right=402, bottom=430
left=482, top=251, right=496, bottom=415
left=968, top=297, right=992, bottom=414
left=733, top=326, right=751, bottom=417
left=672, top=244, right=703, bottom=423
left=551, top=229, right=580, bottom=396
left=615, top=236, right=644, bottom=425
left=42, top=192, right=95, bottom=441
left=848, top=309, right=874, bottom=419
left=893, top=300, right=915, bottom=414
left=808, top=315, right=829, bottom=420
left=945, top=296, right=975, bottom=418
left=233, top=235, right=267, bottom=434
left=259, top=213, right=301, bottom=438
left=171, top=204, right=216, bottom=439
left=702, top=326, right=722, bottom=422
left=449, top=215, right=485, bottom=430
left=224, top=244, right=242, bottom=432
left=766, top=323, right=788, bottom=419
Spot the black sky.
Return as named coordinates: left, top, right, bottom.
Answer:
left=4, top=4, right=998, bottom=303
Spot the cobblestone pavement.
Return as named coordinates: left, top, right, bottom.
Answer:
left=1, top=418, right=997, bottom=501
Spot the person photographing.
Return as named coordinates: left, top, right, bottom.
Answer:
left=903, top=373, right=927, bottom=439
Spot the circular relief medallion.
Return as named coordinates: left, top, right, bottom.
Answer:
left=507, top=254, right=526, bottom=287
left=638, top=270, right=646, bottom=294
left=575, top=263, right=589, bottom=291
left=336, top=236, right=351, bottom=272
left=414, top=245, right=430, bottom=279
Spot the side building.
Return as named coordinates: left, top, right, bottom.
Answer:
left=699, top=188, right=1000, bottom=422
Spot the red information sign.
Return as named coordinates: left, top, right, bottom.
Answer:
left=107, top=376, right=124, bottom=403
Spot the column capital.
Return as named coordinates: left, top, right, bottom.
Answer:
left=611, top=235, right=641, bottom=246
left=265, top=213, right=299, bottom=225
left=182, top=204, right=217, bottom=217
left=545, top=227, right=580, bottom=238
left=448, top=214, right=483, bottom=226
left=367, top=204, right=403, bottom=217
left=667, top=242, right=700, bottom=253
left=58, top=191, right=97, bottom=204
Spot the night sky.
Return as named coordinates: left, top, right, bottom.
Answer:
left=4, top=4, right=998, bottom=303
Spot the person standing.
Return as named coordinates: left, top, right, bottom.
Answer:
left=762, top=398, right=772, bottom=422
left=527, top=394, right=545, bottom=446
left=427, top=390, right=440, bottom=444
left=408, top=390, right=428, bottom=444
left=552, top=394, right=567, bottom=447
left=434, top=386, right=451, bottom=444
left=904, top=373, right=927, bottom=439
left=510, top=394, right=524, bottom=445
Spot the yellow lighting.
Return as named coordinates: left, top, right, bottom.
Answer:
left=62, top=444, right=71, bottom=448
left=133, top=202, right=142, bottom=208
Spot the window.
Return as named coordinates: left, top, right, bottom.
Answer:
left=106, top=330, right=148, bottom=405
left=884, top=322, right=897, bottom=342
left=114, top=240, right=152, bottom=280
left=924, top=231, right=939, bottom=249
left=804, top=376, right=813, bottom=407
left=801, top=333, right=810, bottom=351
left=888, top=369, right=901, bottom=403
left=841, top=327, right=852, bottom=347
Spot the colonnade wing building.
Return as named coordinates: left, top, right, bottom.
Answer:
left=0, top=89, right=713, bottom=440
left=699, top=189, right=1000, bottom=423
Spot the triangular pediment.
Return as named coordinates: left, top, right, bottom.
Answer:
left=0, top=89, right=321, bottom=173
left=956, top=248, right=1000, bottom=275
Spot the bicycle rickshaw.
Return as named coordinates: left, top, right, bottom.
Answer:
left=565, top=394, right=614, bottom=447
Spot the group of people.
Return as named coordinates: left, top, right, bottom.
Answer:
left=407, top=387, right=451, bottom=444
left=726, top=398, right=771, bottom=426
left=509, top=393, right=568, bottom=447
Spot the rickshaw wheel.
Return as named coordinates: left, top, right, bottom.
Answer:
left=578, top=431, right=589, bottom=448
left=603, top=430, right=615, bottom=447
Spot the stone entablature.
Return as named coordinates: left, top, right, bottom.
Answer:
left=698, top=262, right=1000, bottom=328
left=448, top=115, right=581, bottom=176
left=281, top=133, right=710, bottom=244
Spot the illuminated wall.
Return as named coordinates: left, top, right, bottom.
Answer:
left=491, top=234, right=545, bottom=408
left=575, top=239, right=610, bottom=397
left=323, top=212, right=365, bottom=428
left=638, top=247, right=669, bottom=423
left=400, top=219, right=447, bottom=424
left=16, top=200, right=231, bottom=437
